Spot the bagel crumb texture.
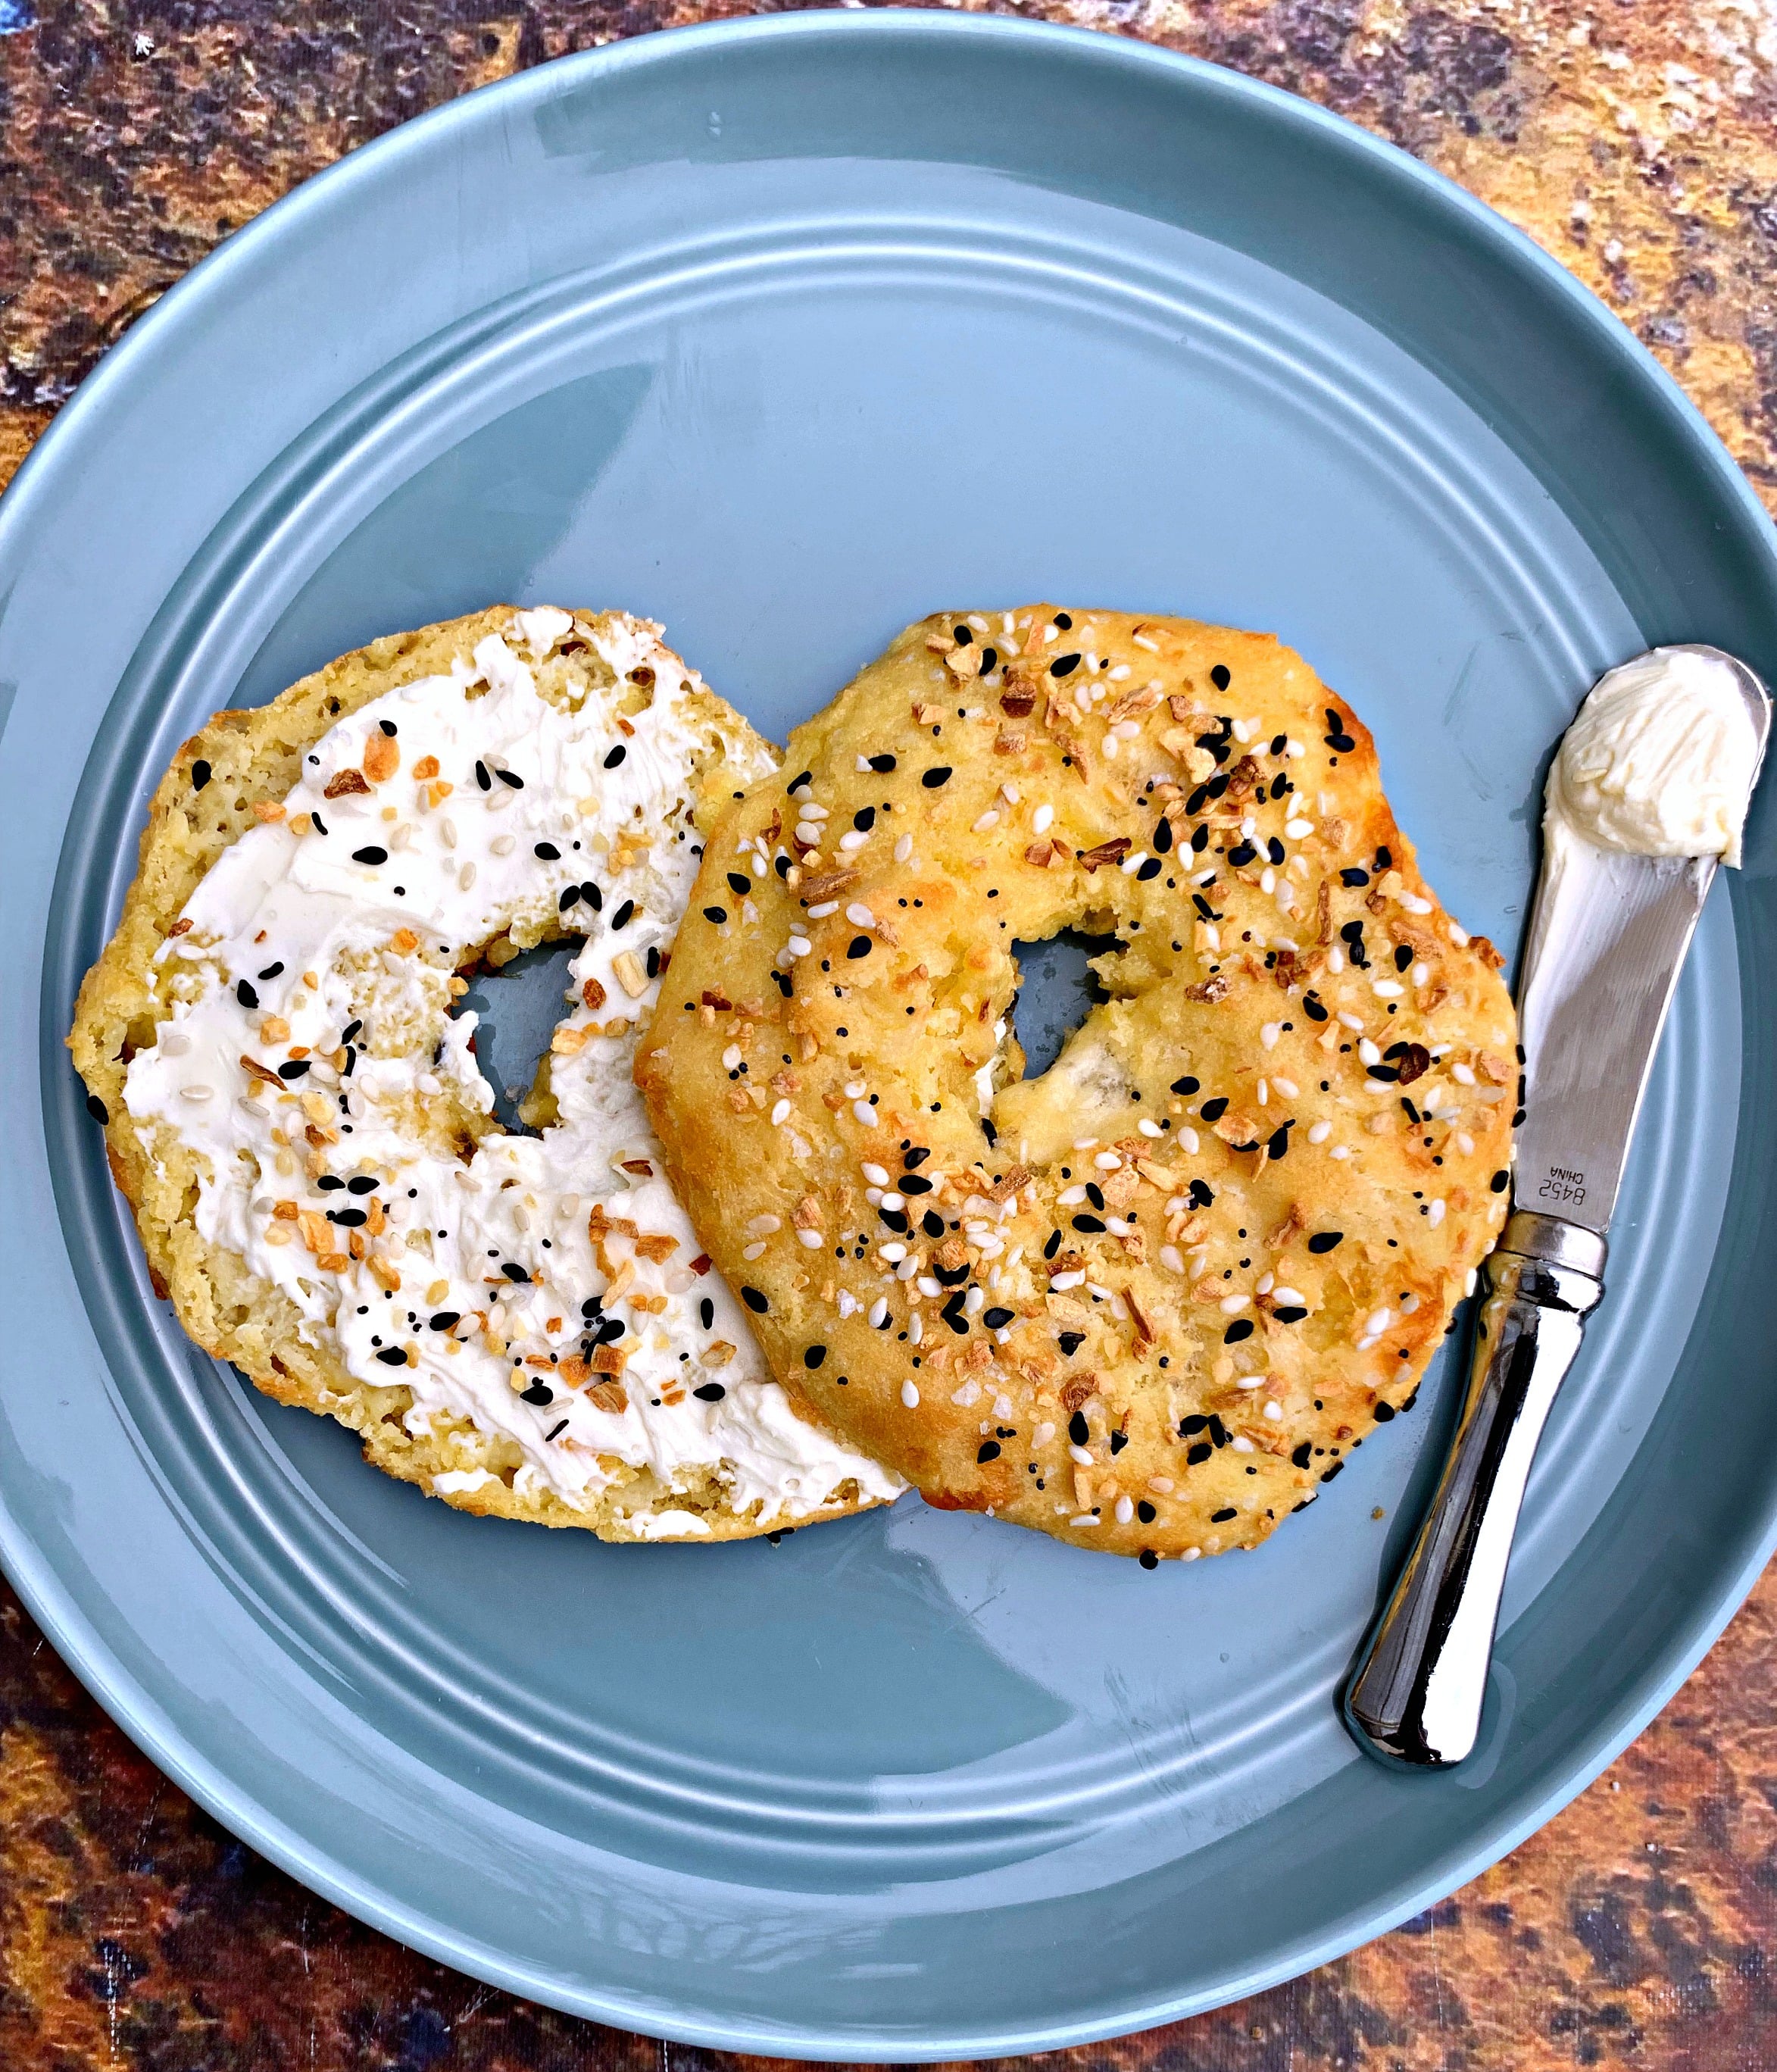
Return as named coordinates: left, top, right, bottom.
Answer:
left=639, top=608, right=1517, bottom=1559
left=70, top=606, right=901, bottom=1542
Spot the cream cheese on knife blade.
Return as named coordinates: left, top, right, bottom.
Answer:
left=1545, top=645, right=1761, bottom=864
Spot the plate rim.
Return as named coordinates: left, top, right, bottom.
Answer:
left=6, top=10, right=1777, bottom=2055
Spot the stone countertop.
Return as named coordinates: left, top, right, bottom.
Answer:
left=4, top=1, right=1777, bottom=2066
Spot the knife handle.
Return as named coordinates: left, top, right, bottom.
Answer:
left=1341, top=1211, right=1606, bottom=1767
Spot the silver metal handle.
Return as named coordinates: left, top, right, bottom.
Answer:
left=1341, top=1211, right=1606, bottom=1766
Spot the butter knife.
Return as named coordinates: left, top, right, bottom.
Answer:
left=1342, top=645, right=1772, bottom=1767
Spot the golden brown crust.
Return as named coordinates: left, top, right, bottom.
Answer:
left=68, top=606, right=883, bottom=1542
left=639, top=608, right=1516, bottom=1559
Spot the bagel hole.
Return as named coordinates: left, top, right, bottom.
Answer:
left=452, top=935, right=582, bottom=1136
left=1010, top=929, right=1122, bottom=1080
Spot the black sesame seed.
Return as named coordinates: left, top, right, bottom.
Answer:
left=611, top=899, right=635, bottom=930
left=1186, top=1441, right=1213, bottom=1464
left=726, top=872, right=750, bottom=895
left=582, top=883, right=601, bottom=911
left=604, top=745, right=627, bottom=769
left=311, top=812, right=327, bottom=836
left=1057, top=1331, right=1085, bottom=1355
left=804, top=1345, right=827, bottom=1368
left=922, top=767, right=953, bottom=788
left=345, top=1174, right=378, bottom=1195
left=698, top=1297, right=714, bottom=1329
left=236, top=980, right=259, bottom=1009
left=85, top=1092, right=109, bottom=1124
left=741, top=1287, right=769, bottom=1313
left=501, top=1262, right=530, bottom=1283
left=475, top=761, right=492, bottom=790
left=693, top=1382, right=726, bottom=1402
left=1224, top=1318, right=1254, bottom=1344
left=704, top=906, right=728, bottom=924
left=1491, top=1170, right=1510, bottom=1193
left=853, top=806, right=876, bottom=831
left=1072, top=1214, right=1106, bottom=1233
left=1210, top=664, right=1231, bottom=689
left=191, top=758, right=211, bottom=789
left=983, top=1306, right=1014, bottom=1330
left=1044, top=1229, right=1063, bottom=1260
left=1374, top=1401, right=1397, bottom=1422
left=1341, top=867, right=1370, bottom=887
left=520, top=1381, right=554, bottom=1405
left=1307, top=1231, right=1343, bottom=1253
left=1137, top=1500, right=1157, bottom=1525
left=846, top=936, right=872, bottom=959
left=276, top=1059, right=310, bottom=1080
left=428, top=1311, right=461, bottom=1331
left=1170, top=1075, right=1200, bottom=1096
left=789, top=770, right=813, bottom=791
left=1210, top=1506, right=1237, bottom=1523
left=1048, top=653, right=1082, bottom=678
left=559, top=885, right=582, bottom=911
left=976, top=1440, right=1001, bottom=1464
left=868, top=754, right=897, bottom=772
left=351, top=846, right=388, bottom=866
left=374, top=1346, right=408, bottom=1366
left=922, top=1209, right=945, bottom=1238
left=1200, top=1095, right=1228, bottom=1121
left=1320, top=1461, right=1344, bottom=1483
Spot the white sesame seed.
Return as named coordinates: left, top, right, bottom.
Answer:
left=801, top=801, right=829, bottom=819
left=750, top=853, right=766, bottom=877
left=868, top=1297, right=888, bottom=1327
left=1285, top=739, right=1306, bottom=758
left=1260, top=868, right=1276, bottom=895
left=856, top=755, right=873, bottom=772
left=1113, top=1494, right=1135, bottom=1524
left=806, top=900, right=838, bottom=919
left=1428, top=1199, right=1446, bottom=1227
left=1232, top=1436, right=1256, bottom=1454
left=1073, top=1136, right=1098, bottom=1151
left=879, top=1242, right=907, bottom=1262
left=1257, top=1080, right=1270, bottom=1105
left=1401, top=893, right=1433, bottom=914
left=861, top=1163, right=889, bottom=1186
left=1307, top=1120, right=1332, bottom=1143
left=1032, top=803, right=1054, bottom=833
left=458, top=861, right=476, bottom=889
left=1058, top=1184, right=1088, bottom=1205
left=1358, top=1038, right=1381, bottom=1065
left=882, top=1191, right=905, bottom=1211
left=770, top=1099, right=791, bottom=1125
left=784, top=937, right=812, bottom=958
left=1338, top=1011, right=1364, bottom=1032
left=1449, top=922, right=1470, bottom=945
left=1273, top=1076, right=1299, bottom=1098
left=1070, top=1445, right=1094, bottom=1467
left=1138, top=1118, right=1163, bottom=1137
left=722, top=1044, right=743, bottom=1070
left=159, top=1031, right=192, bottom=1057
left=795, top=823, right=822, bottom=845
left=1000, top=783, right=1020, bottom=805
left=1261, top=1022, right=1281, bottom=1049
left=1451, top=1062, right=1476, bottom=1085
left=1327, top=945, right=1345, bottom=973
left=917, top=1275, right=941, bottom=1297
left=1263, top=1401, right=1283, bottom=1421
left=742, top=1242, right=766, bottom=1260
left=180, top=1084, right=214, bottom=1102
left=1177, top=1127, right=1199, bottom=1153
left=895, top=833, right=913, bottom=862
left=1220, top=1295, right=1249, bottom=1315
left=901, top=1381, right=920, bottom=1408
left=1094, top=1152, right=1122, bottom=1171
left=1366, top=1308, right=1392, bottom=1335
left=1160, top=1245, right=1184, bottom=1273
left=838, top=830, right=870, bottom=852
left=1050, top=1269, right=1085, bottom=1291
left=1285, top=817, right=1313, bottom=838
left=1070, top=1514, right=1099, bottom=1528
left=972, top=810, right=1001, bottom=832
left=1372, top=979, right=1405, bottom=998
left=1102, top=735, right=1120, bottom=760
left=1456, top=1131, right=1476, bottom=1155
left=439, top=817, right=458, bottom=849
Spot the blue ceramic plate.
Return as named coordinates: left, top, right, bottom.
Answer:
left=5, top=14, right=1777, bottom=2055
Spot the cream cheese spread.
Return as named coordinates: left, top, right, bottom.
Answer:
left=1547, top=646, right=1760, bottom=866
left=124, top=608, right=902, bottom=1533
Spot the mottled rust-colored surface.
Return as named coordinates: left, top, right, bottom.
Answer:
left=5, top=0, right=1777, bottom=2065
